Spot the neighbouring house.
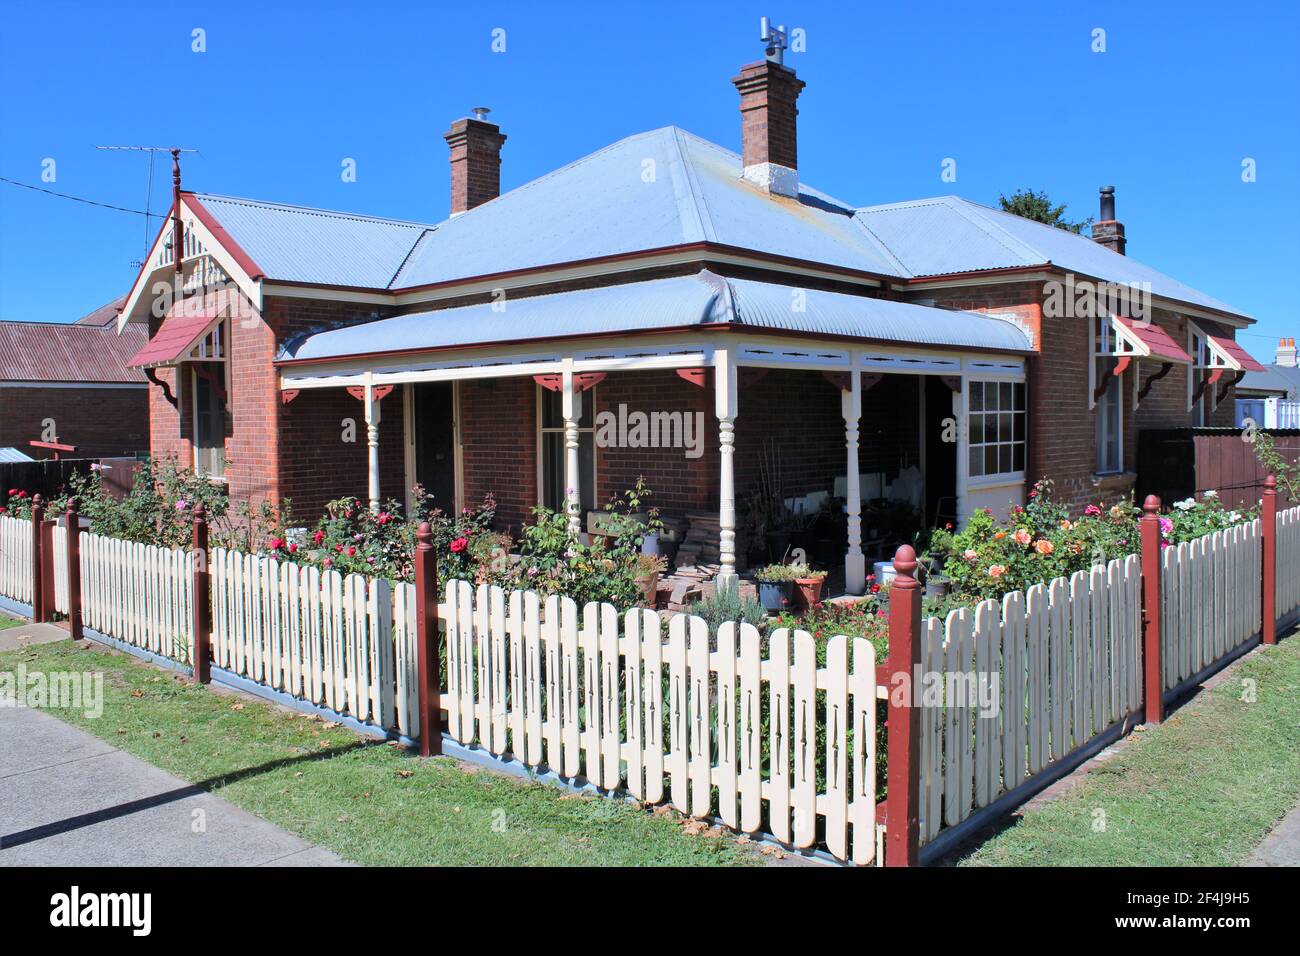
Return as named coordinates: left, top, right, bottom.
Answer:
left=112, top=52, right=1263, bottom=595
left=0, top=297, right=150, bottom=460
left=1236, top=337, right=1300, bottom=428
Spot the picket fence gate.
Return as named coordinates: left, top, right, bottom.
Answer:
left=443, top=580, right=881, bottom=865
left=210, top=547, right=423, bottom=739
left=1160, top=519, right=1262, bottom=692
left=0, top=515, right=32, bottom=606
left=917, top=554, right=1142, bottom=844
left=79, top=532, right=194, bottom=663
left=1277, top=506, right=1300, bottom=622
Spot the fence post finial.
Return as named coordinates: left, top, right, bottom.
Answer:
left=414, top=520, right=442, bottom=757
left=1262, top=474, right=1278, bottom=646
left=885, top=543, right=922, bottom=866
left=191, top=502, right=212, bottom=683
left=65, top=497, right=83, bottom=641
left=1139, top=494, right=1163, bottom=724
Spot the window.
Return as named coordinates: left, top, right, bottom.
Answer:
left=538, top=386, right=595, bottom=514
left=1189, top=328, right=1212, bottom=426
left=967, top=380, right=1026, bottom=480
left=1093, top=316, right=1124, bottom=474
left=192, top=367, right=226, bottom=479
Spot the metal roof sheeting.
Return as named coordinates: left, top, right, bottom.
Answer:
left=1238, top=364, right=1300, bottom=398
left=0, top=447, right=35, bottom=463
left=0, top=321, right=147, bottom=383
left=192, top=194, right=431, bottom=288
left=856, top=197, right=1249, bottom=317
left=279, top=271, right=1031, bottom=364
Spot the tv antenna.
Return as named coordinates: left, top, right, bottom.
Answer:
left=96, top=145, right=198, bottom=268
left=759, top=17, right=787, bottom=65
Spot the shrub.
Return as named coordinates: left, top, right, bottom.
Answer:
left=686, top=586, right=768, bottom=633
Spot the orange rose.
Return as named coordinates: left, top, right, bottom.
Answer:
left=993, top=531, right=1007, bottom=540
left=1035, top=539, right=1054, bottom=555
left=1013, top=529, right=1032, bottom=546
left=1059, top=520, right=1072, bottom=531
left=989, top=565, right=1007, bottom=578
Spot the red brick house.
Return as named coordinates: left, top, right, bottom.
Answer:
left=114, top=55, right=1260, bottom=595
left=0, top=297, right=149, bottom=460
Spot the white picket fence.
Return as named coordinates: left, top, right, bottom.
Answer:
left=443, top=580, right=882, bottom=865
left=210, top=547, right=422, bottom=739
left=917, top=554, right=1142, bottom=844
left=51, top=524, right=68, bottom=615
left=1160, top=520, right=1262, bottom=691
left=0, top=515, right=32, bottom=605
left=80, top=532, right=195, bottom=663
left=1278, top=506, right=1300, bottom=621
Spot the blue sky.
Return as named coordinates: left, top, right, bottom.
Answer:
left=1, top=1, right=1296, bottom=358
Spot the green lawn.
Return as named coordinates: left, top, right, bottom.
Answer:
left=958, top=636, right=1300, bottom=866
left=0, top=640, right=759, bottom=867
left=0, top=615, right=21, bottom=630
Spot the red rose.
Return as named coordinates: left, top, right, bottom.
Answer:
left=288, top=543, right=299, bottom=553
left=346, top=546, right=356, bottom=557
left=269, top=537, right=285, bottom=551
left=450, top=536, right=469, bottom=554
left=312, top=530, right=325, bottom=545
left=335, top=544, right=344, bottom=552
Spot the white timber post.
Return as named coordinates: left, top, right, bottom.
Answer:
left=562, top=359, right=582, bottom=535
left=364, top=375, right=382, bottom=515
left=953, top=375, right=969, bottom=525
left=715, top=348, right=739, bottom=593
left=843, top=369, right=865, bottom=594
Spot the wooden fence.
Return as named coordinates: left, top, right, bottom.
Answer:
left=1278, top=506, right=1300, bottom=622
left=443, top=581, right=881, bottom=865
left=210, top=548, right=422, bottom=739
left=0, top=514, right=32, bottom=606
left=79, top=532, right=194, bottom=663
left=918, top=556, right=1141, bottom=844
left=1160, top=520, right=1261, bottom=692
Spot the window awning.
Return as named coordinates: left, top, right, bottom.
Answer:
left=128, top=311, right=222, bottom=368
left=1111, top=316, right=1193, bottom=364
left=1191, top=321, right=1266, bottom=373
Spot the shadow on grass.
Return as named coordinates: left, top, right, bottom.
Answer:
left=0, top=738, right=375, bottom=850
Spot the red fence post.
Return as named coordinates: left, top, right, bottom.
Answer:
left=885, top=544, right=922, bottom=867
left=191, top=503, right=212, bottom=683
left=1262, top=475, right=1278, bottom=646
left=1139, top=495, right=1163, bottom=724
left=415, top=521, right=442, bottom=757
left=30, top=494, right=45, bottom=622
left=65, top=500, right=83, bottom=641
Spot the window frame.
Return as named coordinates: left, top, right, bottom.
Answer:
left=189, top=319, right=229, bottom=481
left=965, top=378, right=1027, bottom=486
left=536, top=384, right=597, bottom=515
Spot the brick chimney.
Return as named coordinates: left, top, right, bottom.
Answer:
left=732, top=60, right=805, bottom=198
left=444, top=107, right=506, bottom=216
left=1277, top=337, right=1297, bottom=368
left=1091, top=185, right=1126, bottom=255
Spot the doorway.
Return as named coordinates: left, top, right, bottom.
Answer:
left=412, top=382, right=457, bottom=513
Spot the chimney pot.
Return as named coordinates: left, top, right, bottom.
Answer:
left=1091, top=184, right=1126, bottom=255
left=732, top=59, right=805, bottom=198
left=1277, top=337, right=1298, bottom=368
left=444, top=110, right=507, bottom=216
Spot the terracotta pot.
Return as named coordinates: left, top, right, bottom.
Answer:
left=794, top=576, right=825, bottom=610
left=635, top=571, right=661, bottom=608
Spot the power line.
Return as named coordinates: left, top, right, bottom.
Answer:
left=0, top=175, right=165, bottom=218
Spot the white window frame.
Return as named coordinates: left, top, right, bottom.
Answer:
left=966, top=378, right=1027, bottom=485
left=189, top=320, right=229, bottom=481
left=536, top=384, right=597, bottom=514
left=1092, top=316, right=1125, bottom=475
left=1187, top=326, right=1212, bottom=424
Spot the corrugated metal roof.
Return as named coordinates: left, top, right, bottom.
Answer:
left=390, top=128, right=905, bottom=289
left=0, top=447, right=35, bottom=463
left=856, top=196, right=1249, bottom=317
left=192, top=194, right=432, bottom=288
left=0, top=321, right=148, bottom=383
left=74, top=295, right=127, bottom=327
left=128, top=311, right=219, bottom=368
left=280, top=271, right=1031, bottom=364
left=1116, top=316, right=1192, bottom=364
left=1239, top=364, right=1300, bottom=398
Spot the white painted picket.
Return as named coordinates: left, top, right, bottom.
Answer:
left=51, top=524, right=69, bottom=615
left=209, top=547, right=421, bottom=738
left=1160, top=520, right=1261, bottom=691
left=0, top=515, right=33, bottom=605
left=442, top=580, right=880, bottom=865
left=79, top=532, right=194, bottom=663
left=918, top=554, right=1142, bottom=845
left=1278, top=506, right=1300, bottom=621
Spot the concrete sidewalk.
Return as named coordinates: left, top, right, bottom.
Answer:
left=0, top=694, right=349, bottom=867
left=1244, top=799, right=1300, bottom=867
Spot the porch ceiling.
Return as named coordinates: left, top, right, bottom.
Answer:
left=276, top=271, right=1033, bottom=374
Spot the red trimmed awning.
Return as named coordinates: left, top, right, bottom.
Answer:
left=1206, top=334, right=1266, bottom=373
left=128, top=311, right=221, bottom=368
left=1113, top=316, right=1193, bottom=364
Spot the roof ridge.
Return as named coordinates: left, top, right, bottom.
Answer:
left=849, top=213, right=914, bottom=278
left=668, top=128, right=715, bottom=244
left=940, top=197, right=1045, bottom=265
left=193, top=192, right=434, bottom=229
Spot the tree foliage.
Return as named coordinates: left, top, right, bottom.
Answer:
left=998, top=188, right=1094, bottom=234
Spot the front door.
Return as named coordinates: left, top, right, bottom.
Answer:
left=413, top=382, right=456, bottom=513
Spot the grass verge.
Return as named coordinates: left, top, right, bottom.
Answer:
left=0, top=616, right=21, bottom=631
left=0, top=639, right=759, bottom=867
left=958, top=636, right=1300, bottom=866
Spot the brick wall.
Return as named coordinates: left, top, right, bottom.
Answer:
left=0, top=385, right=148, bottom=459
left=459, top=376, right=536, bottom=533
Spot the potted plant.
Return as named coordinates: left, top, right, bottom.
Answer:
left=754, top=563, right=798, bottom=611
left=633, top=553, right=666, bottom=608
left=791, top=565, right=828, bottom=609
